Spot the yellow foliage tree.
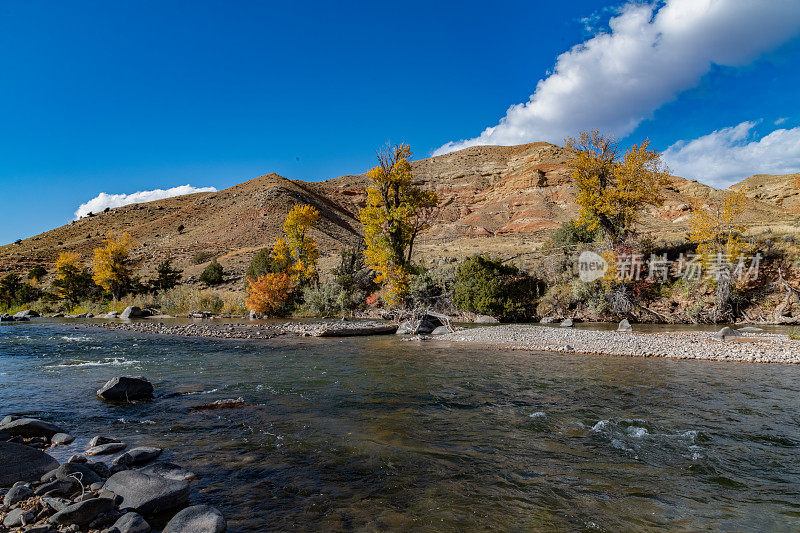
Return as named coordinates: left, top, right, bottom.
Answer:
left=358, top=144, right=438, bottom=306
left=283, top=203, right=320, bottom=285
left=566, top=130, right=670, bottom=243
left=92, top=231, right=135, bottom=300
left=55, top=252, right=81, bottom=279
left=245, top=273, right=294, bottom=316
left=688, top=188, right=747, bottom=267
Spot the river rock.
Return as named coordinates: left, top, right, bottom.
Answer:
left=107, top=511, right=151, bottom=533
left=87, top=442, right=127, bottom=455
left=4, top=508, right=33, bottom=528
left=0, top=442, right=59, bottom=485
left=103, top=471, right=190, bottom=515
left=35, top=479, right=76, bottom=496
left=4, top=484, right=33, bottom=505
left=617, top=319, right=632, bottom=332
left=97, top=377, right=154, bottom=402
left=0, top=313, right=13, bottom=322
left=113, top=447, right=162, bottom=467
left=0, top=417, right=67, bottom=438
left=45, top=462, right=102, bottom=485
left=105, top=311, right=121, bottom=319
left=540, top=317, right=559, bottom=324
left=120, top=306, right=143, bottom=319
left=163, top=505, right=226, bottom=533
left=713, top=327, right=742, bottom=340
left=738, top=326, right=763, bottom=333
left=13, top=309, right=40, bottom=319
left=474, top=314, right=499, bottom=323
left=560, top=319, right=574, bottom=328
left=51, top=432, right=76, bottom=445
left=50, top=497, right=115, bottom=527
left=42, top=496, right=74, bottom=512
left=138, top=462, right=197, bottom=482
left=90, top=436, right=122, bottom=447
left=430, top=326, right=452, bottom=335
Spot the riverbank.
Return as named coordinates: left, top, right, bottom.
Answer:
left=436, top=324, right=800, bottom=364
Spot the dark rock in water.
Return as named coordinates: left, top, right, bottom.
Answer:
left=44, top=462, right=102, bottom=485
left=87, top=442, right=127, bottom=455
left=617, top=319, right=632, bottom=332
left=103, top=470, right=190, bottom=515
left=13, top=309, right=40, bottom=319
left=0, top=442, right=59, bottom=486
left=97, top=377, right=154, bottom=402
left=49, top=497, right=115, bottom=527
left=0, top=313, right=13, bottom=322
left=108, top=511, right=152, bottom=533
left=68, top=454, right=87, bottom=463
left=474, top=314, right=499, bottom=323
left=138, top=462, right=197, bottom=482
left=90, top=435, right=122, bottom=447
left=560, top=319, right=574, bottom=328
left=4, top=484, right=33, bottom=506
left=163, top=505, right=226, bottom=533
left=0, top=417, right=66, bottom=438
left=120, top=306, right=144, bottom=319
left=112, top=447, right=162, bottom=467
left=4, top=508, right=33, bottom=528
left=713, top=327, right=742, bottom=340
left=191, top=398, right=246, bottom=412
left=51, top=432, right=76, bottom=445
left=87, top=461, right=112, bottom=478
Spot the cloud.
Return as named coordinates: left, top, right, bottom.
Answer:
left=662, top=122, right=800, bottom=187
left=433, top=0, right=800, bottom=156
left=74, top=185, right=217, bottom=219
left=775, top=117, right=788, bottom=125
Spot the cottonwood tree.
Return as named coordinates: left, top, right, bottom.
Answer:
left=53, top=251, right=95, bottom=307
left=566, top=130, right=670, bottom=243
left=245, top=272, right=294, bottom=316
left=92, top=232, right=135, bottom=300
left=359, top=144, right=438, bottom=306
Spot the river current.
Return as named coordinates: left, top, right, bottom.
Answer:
left=2, top=321, right=800, bottom=531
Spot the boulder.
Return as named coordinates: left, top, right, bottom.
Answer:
left=51, top=432, right=76, bottom=445
left=396, top=313, right=444, bottom=335
left=49, top=497, right=115, bottom=527
left=42, top=496, right=73, bottom=512
left=103, top=470, right=189, bottom=515
left=3, top=508, right=33, bottom=528
left=0, top=417, right=66, bottom=438
left=617, top=319, right=632, bottom=332
left=87, top=442, right=127, bottom=455
left=474, top=314, right=499, bottom=323
left=0, top=442, right=59, bottom=485
left=4, top=484, right=33, bottom=506
left=90, top=436, right=122, bottom=447
left=163, top=505, right=226, bottom=533
left=249, top=310, right=262, bottom=320
left=105, top=311, right=121, bottom=318
left=138, top=462, right=197, bottom=482
left=113, top=447, right=162, bottom=467
left=13, top=309, right=40, bottom=318
left=97, top=377, right=154, bottom=402
left=0, top=313, right=13, bottom=322
left=44, top=462, right=102, bottom=485
left=108, top=512, right=152, bottom=533
left=560, top=318, right=574, bottom=328
left=713, top=327, right=742, bottom=340
left=120, top=306, right=144, bottom=319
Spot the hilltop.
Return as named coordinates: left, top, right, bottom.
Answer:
left=0, top=142, right=796, bottom=286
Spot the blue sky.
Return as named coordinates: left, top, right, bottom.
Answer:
left=2, top=0, right=800, bottom=245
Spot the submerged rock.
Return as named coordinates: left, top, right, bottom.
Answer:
left=103, top=470, right=190, bottom=515
left=51, top=432, right=76, bottom=445
left=138, top=462, right=197, bottom=482
left=97, top=377, right=154, bottom=402
left=738, top=326, right=763, bottom=333
left=0, top=441, right=59, bottom=485
left=87, top=442, right=127, bottom=455
left=163, top=505, right=226, bottom=533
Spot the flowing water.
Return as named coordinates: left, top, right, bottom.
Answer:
left=2, top=321, right=800, bottom=531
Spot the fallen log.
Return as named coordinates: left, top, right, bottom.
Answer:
left=315, top=324, right=398, bottom=337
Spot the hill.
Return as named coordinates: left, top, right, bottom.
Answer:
left=0, top=142, right=796, bottom=286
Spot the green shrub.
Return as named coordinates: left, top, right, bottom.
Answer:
left=549, top=219, right=601, bottom=247
left=200, top=259, right=224, bottom=285
left=246, top=248, right=290, bottom=281
left=453, top=255, right=543, bottom=322
left=789, top=327, right=800, bottom=341
left=410, top=264, right=457, bottom=312
left=192, top=251, right=214, bottom=265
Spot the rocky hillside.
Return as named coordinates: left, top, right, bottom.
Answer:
left=0, top=143, right=796, bottom=286
left=732, top=172, right=800, bottom=213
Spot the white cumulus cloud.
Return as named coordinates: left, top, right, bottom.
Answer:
left=74, top=184, right=217, bottom=219
left=663, top=122, right=800, bottom=187
left=433, top=0, right=800, bottom=156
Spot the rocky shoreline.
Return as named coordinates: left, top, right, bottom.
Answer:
left=435, top=324, right=800, bottom=364
left=0, top=377, right=226, bottom=533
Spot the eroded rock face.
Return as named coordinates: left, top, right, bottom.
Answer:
left=103, top=470, right=190, bottom=515
left=0, top=442, right=59, bottom=486
left=97, top=377, right=154, bottom=402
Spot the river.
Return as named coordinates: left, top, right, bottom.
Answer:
left=2, top=321, right=800, bottom=531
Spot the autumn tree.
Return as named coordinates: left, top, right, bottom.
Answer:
left=566, top=130, right=670, bottom=243
left=53, top=251, right=96, bottom=307
left=280, top=203, right=320, bottom=285
left=245, top=272, right=294, bottom=316
left=92, top=232, right=135, bottom=300
left=359, top=144, right=439, bottom=306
